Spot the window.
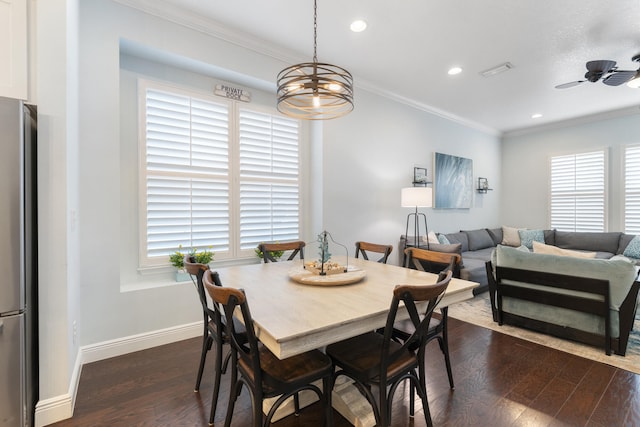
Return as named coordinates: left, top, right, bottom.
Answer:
left=550, top=150, right=605, bottom=232
left=139, top=80, right=300, bottom=267
left=624, top=145, right=640, bottom=234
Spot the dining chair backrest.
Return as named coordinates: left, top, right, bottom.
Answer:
left=382, top=270, right=452, bottom=367
left=354, top=241, right=393, bottom=264
left=184, top=255, right=219, bottom=321
left=202, top=275, right=263, bottom=388
left=404, top=247, right=461, bottom=278
left=258, top=240, right=305, bottom=263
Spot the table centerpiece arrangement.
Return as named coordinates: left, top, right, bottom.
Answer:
left=303, top=230, right=348, bottom=276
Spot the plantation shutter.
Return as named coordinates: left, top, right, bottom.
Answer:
left=144, top=88, right=230, bottom=259
left=625, top=145, right=640, bottom=234
left=550, top=150, right=605, bottom=232
left=238, top=108, right=300, bottom=249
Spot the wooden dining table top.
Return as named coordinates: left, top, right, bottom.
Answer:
left=215, top=256, right=479, bottom=359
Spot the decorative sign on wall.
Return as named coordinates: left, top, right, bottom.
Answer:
left=434, top=152, right=473, bottom=209
left=214, top=84, right=251, bottom=102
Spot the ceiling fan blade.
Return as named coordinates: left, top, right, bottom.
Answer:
left=603, top=70, right=637, bottom=86
left=586, top=60, right=616, bottom=73
left=555, top=80, right=585, bottom=89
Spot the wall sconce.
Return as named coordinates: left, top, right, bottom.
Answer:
left=477, top=177, right=493, bottom=194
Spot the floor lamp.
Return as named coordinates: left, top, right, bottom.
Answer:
left=401, top=187, right=432, bottom=249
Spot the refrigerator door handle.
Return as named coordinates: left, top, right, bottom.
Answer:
left=0, top=320, right=3, bottom=332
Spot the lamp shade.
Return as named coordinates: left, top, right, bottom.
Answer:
left=401, top=187, right=433, bottom=208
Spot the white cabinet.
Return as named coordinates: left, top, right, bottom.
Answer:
left=0, top=0, right=27, bottom=100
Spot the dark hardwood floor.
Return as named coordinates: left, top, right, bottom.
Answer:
left=50, top=317, right=640, bottom=427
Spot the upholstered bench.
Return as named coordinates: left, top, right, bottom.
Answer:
left=487, top=245, right=640, bottom=356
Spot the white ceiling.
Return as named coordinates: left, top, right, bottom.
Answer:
left=119, top=0, right=640, bottom=134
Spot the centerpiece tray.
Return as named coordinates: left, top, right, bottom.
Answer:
left=288, top=265, right=366, bottom=286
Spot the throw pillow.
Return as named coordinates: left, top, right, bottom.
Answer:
left=463, top=229, right=495, bottom=251
left=501, top=225, right=522, bottom=247
left=622, top=235, right=640, bottom=258
left=532, top=241, right=597, bottom=258
left=437, top=233, right=450, bottom=244
left=487, top=228, right=503, bottom=245
left=422, top=231, right=440, bottom=245
left=518, top=229, right=545, bottom=249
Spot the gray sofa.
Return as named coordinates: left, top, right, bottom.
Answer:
left=400, top=228, right=640, bottom=295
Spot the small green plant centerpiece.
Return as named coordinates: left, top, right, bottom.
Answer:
left=254, top=244, right=284, bottom=261
left=169, top=245, right=214, bottom=282
left=303, top=231, right=346, bottom=276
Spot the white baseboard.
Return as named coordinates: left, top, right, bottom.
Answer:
left=81, top=321, right=201, bottom=364
left=34, top=322, right=201, bottom=426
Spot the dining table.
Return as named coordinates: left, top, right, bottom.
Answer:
left=214, top=255, right=479, bottom=426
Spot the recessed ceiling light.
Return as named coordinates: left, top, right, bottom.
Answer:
left=350, top=20, right=367, bottom=32
left=531, top=113, right=542, bottom=119
left=448, top=67, right=462, bottom=76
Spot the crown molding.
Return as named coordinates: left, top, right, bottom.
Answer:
left=502, top=105, right=640, bottom=138
left=113, top=0, right=501, bottom=137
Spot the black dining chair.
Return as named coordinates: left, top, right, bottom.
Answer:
left=326, top=270, right=452, bottom=427
left=203, top=270, right=334, bottom=427
left=354, top=241, right=393, bottom=264
left=183, top=256, right=238, bottom=425
left=394, top=247, right=462, bottom=392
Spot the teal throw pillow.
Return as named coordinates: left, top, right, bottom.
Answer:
left=518, top=229, right=544, bottom=249
left=437, top=234, right=450, bottom=244
left=623, top=235, right=640, bottom=258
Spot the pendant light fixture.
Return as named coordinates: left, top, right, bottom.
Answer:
left=277, top=0, right=354, bottom=120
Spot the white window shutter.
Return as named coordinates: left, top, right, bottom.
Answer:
left=550, top=151, right=605, bottom=232
left=625, top=145, right=640, bottom=234
left=140, top=83, right=301, bottom=267
left=143, top=88, right=230, bottom=262
left=238, top=109, right=300, bottom=249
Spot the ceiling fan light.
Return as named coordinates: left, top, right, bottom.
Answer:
left=627, top=73, right=640, bottom=88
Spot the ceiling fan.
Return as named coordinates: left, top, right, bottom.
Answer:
left=555, top=54, right=640, bottom=89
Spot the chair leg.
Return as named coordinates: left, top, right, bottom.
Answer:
left=252, top=387, right=263, bottom=427
left=409, top=382, right=415, bottom=415
left=195, top=332, right=212, bottom=391
left=323, top=376, right=333, bottom=427
left=294, top=392, right=300, bottom=415
left=416, top=357, right=433, bottom=427
left=416, top=379, right=433, bottom=427
left=224, top=380, right=242, bottom=427
left=440, top=307, right=455, bottom=389
left=208, top=339, right=224, bottom=425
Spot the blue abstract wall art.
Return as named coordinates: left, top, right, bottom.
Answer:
left=434, top=152, right=473, bottom=208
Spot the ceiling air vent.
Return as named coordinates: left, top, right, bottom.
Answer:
left=480, top=62, right=514, bottom=77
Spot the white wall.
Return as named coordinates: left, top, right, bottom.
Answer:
left=35, top=0, right=81, bottom=425
left=501, top=111, right=640, bottom=231
left=323, top=89, right=502, bottom=265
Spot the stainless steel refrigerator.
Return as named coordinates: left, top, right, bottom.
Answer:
left=0, top=96, right=38, bottom=427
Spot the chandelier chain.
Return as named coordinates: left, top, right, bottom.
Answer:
left=313, top=0, right=318, bottom=63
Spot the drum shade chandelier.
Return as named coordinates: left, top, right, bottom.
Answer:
left=276, top=0, right=354, bottom=120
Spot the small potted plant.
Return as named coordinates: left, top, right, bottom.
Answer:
left=255, top=243, right=284, bottom=261
left=169, top=245, right=214, bottom=282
